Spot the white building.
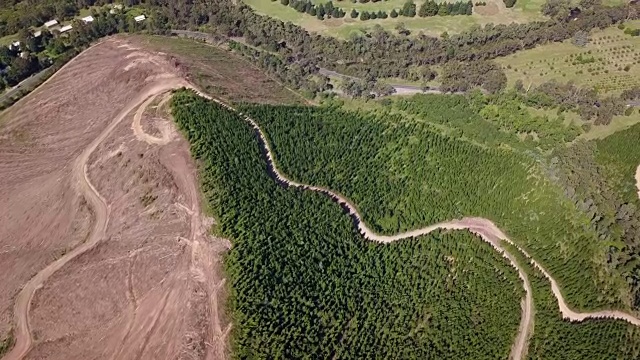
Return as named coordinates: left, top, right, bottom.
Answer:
left=134, top=15, right=146, bottom=22
left=81, top=16, right=94, bottom=23
left=59, top=25, right=73, bottom=33
left=33, top=30, right=42, bottom=38
left=9, top=41, right=20, bottom=50
left=44, top=19, right=59, bottom=28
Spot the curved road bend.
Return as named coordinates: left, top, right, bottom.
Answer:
left=3, top=79, right=189, bottom=360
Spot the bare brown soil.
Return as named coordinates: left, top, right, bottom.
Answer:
left=0, top=38, right=229, bottom=360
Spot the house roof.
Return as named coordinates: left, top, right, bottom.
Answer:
left=44, top=20, right=59, bottom=27
left=134, top=14, right=146, bottom=22
left=33, top=30, right=42, bottom=37
left=59, top=25, right=73, bottom=33
left=82, top=16, right=94, bottom=23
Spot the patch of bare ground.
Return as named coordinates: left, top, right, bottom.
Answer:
left=0, top=37, right=229, bottom=360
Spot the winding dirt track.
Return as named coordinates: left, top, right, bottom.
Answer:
left=3, top=80, right=189, bottom=360
left=131, top=93, right=174, bottom=146
left=202, top=97, right=640, bottom=360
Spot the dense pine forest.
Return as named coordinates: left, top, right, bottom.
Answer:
left=170, top=90, right=524, bottom=359
left=238, top=99, right=631, bottom=311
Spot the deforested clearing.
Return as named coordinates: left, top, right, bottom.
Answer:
left=0, top=37, right=230, bottom=360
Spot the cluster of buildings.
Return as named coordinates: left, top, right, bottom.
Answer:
left=6, top=4, right=148, bottom=54
left=37, top=4, right=147, bottom=37
left=42, top=15, right=95, bottom=35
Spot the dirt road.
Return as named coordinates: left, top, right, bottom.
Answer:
left=2, top=79, right=189, bottom=360
left=199, top=97, right=640, bottom=360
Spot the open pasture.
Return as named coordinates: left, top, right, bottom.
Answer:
left=497, top=22, right=640, bottom=94
left=244, top=0, right=544, bottom=38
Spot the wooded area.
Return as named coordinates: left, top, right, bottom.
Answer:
left=170, top=90, right=524, bottom=359
left=238, top=100, right=631, bottom=311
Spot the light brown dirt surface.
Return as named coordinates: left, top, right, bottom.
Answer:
left=0, top=38, right=229, bottom=360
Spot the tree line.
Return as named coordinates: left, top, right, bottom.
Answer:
left=277, top=0, right=347, bottom=20
left=164, top=0, right=640, bottom=83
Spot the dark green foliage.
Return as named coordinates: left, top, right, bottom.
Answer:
left=595, top=123, right=640, bottom=206
left=400, top=0, right=417, bottom=17
left=547, top=140, right=640, bottom=309
left=281, top=0, right=346, bottom=20
left=503, top=0, right=517, bottom=8
left=418, top=0, right=471, bottom=16
left=170, top=90, right=522, bottom=359
left=238, top=101, right=628, bottom=311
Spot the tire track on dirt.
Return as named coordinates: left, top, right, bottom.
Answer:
left=196, top=95, right=640, bottom=360
left=2, top=80, right=189, bottom=360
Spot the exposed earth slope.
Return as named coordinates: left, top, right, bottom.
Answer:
left=0, top=38, right=229, bottom=360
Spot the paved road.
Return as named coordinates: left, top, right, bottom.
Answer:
left=0, top=70, right=50, bottom=106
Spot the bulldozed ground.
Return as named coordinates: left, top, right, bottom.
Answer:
left=0, top=35, right=295, bottom=360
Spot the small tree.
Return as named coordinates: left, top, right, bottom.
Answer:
left=317, top=4, right=326, bottom=19
left=503, top=0, right=516, bottom=8
left=351, top=9, right=359, bottom=18
left=400, top=0, right=417, bottom=16
left=390, top=9, right=399, bottom=17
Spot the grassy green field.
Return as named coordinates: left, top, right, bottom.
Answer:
left=496, top=21, right=640, bottom=94
left=243, top=0, right=544, bottom=37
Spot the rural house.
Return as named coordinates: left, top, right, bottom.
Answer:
left=44, top=19, right=59, bottom=28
